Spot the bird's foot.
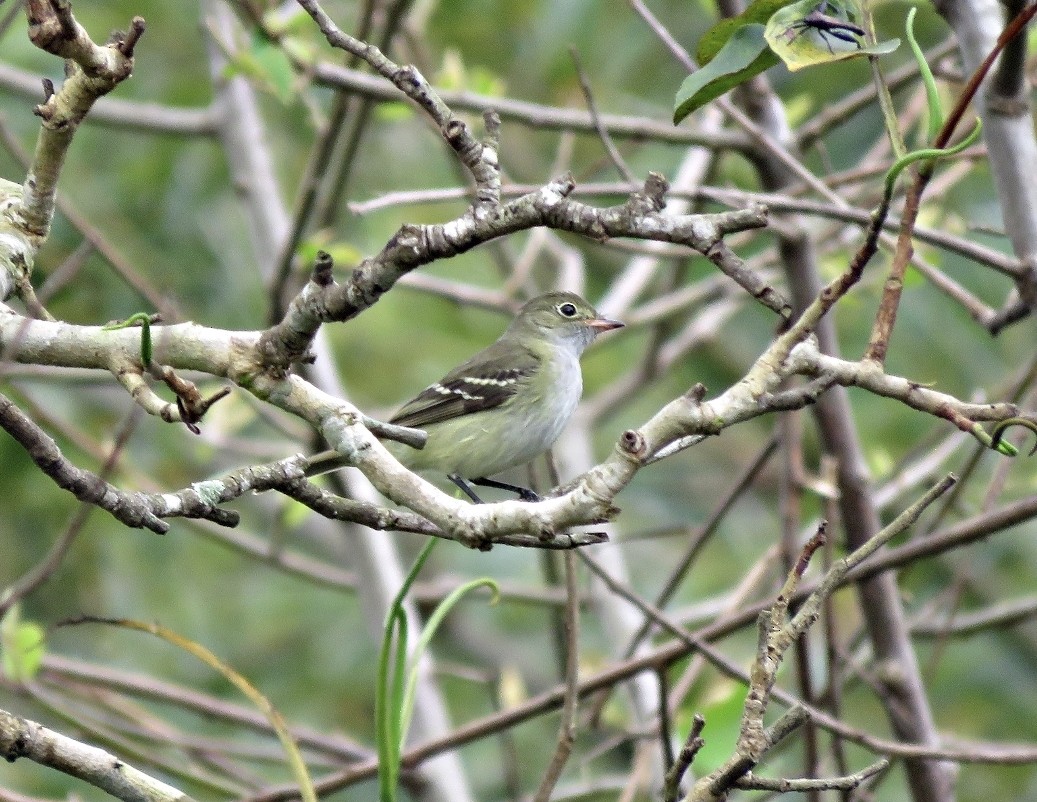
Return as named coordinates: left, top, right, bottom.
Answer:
left=471, top=476, right=541, bottom=502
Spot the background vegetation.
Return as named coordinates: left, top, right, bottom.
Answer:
left=1, top=1, right=1037, bottom=801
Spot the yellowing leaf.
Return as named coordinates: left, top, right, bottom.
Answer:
left=765, top=0, right=898, bottom=71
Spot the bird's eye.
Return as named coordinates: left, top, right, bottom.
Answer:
left=557, top=302, right=578, bottom=318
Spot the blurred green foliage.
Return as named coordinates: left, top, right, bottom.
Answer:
left=1, top=1, right=1036, bottom=801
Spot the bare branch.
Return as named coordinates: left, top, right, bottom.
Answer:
left=0, top=707, right=197, bottom=802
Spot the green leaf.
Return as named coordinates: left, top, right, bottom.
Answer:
left=262, top=5, right=311, bottom=37
left=435, top=50, right=506, bottom=98
left=400, top=577, right=498, bottom=744
left=224, top=35, right=298, bottom=104
left=250, top=37, right=297, bottom=104
left=905, top=7, right=942, bottom=140
left=765, top=0, right=899, bottom=71
left=696, top=0, right=795, bottom=65
left=376, top=540, right=437, bottom=802
left=1, top=608, right=45, bottom=682
left=674, top=24, right=779, bottom=123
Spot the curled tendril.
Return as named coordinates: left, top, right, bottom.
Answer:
left=882, top=118, right=983, bottom=205
left=990, top=418, right=1037, bottom=457
left=103, top=311, right=159, bottom=367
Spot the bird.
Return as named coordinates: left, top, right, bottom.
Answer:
left=307, top=291, right=623, bottom=501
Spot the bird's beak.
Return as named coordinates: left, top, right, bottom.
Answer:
left=588, top=317, right=624, bottom=333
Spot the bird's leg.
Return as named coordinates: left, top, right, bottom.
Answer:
left=471, top=476, right=541, bottom=502
left=448, top=474, right=541, bottom=502
left=448, top=474, right=486, bottom=503
left=459, top=475, right=603, bottom=545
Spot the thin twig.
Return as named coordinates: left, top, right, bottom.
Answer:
left=568, top=46, right=637, bottom=185
left=0, top=407, right=141, bottom=618
left=533, top=551, right=581, bottom=802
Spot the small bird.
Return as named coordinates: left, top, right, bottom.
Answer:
left=308, top=291, right=623, bottom=501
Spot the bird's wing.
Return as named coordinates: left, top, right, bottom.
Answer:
left=389, top=339, right=540, bottom=428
